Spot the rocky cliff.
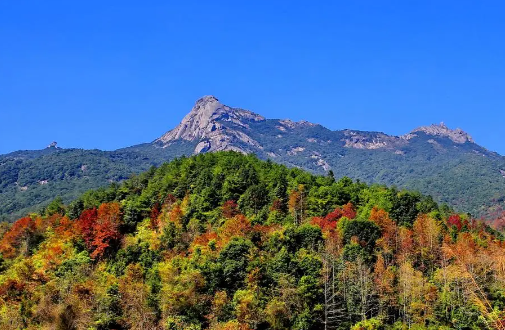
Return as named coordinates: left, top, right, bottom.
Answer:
left=156, top=96, right=265, bottom=153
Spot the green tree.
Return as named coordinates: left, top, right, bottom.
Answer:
left=46, top=197, right=65, bottom=216
left=218, top=238, right=253, bottom=292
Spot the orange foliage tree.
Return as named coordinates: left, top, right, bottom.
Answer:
left=90, top=202, right=122, bottom=259
left=0, top=216, right=36, bottom=258
left=370, top=207, right=397, bottom=257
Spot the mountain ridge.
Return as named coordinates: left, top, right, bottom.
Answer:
left=1, top=95, right=504, bottom=220
left=153, top=95, right=480, bottom=159
left=2, top=96, right=481, bottom=157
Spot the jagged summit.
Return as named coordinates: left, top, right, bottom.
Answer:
left=156, top=96, right=265, bottom=153
left=410, top=122, right=474, bottom=144
left=157, top=95, right=224, bottom=142
left=198, top=95, right=219, bottom=103
left=156, top=97, right=478, bottom=156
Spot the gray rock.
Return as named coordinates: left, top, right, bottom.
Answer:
left=156, top=95, right=265, bottom=154
left=410, top=122, right=474, bottom=144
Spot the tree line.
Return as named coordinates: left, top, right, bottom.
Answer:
left=0, top=151, right=504, bottom=329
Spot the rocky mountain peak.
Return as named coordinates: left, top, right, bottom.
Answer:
left=195, top=94, right=220, bottom=106
left=187, top=95, right=222, bottom=124
left=157, top=95, right=223, bottom=143
left=156, top=96, right=265, bottom=153
left=409, top=122, right=474, bottom=144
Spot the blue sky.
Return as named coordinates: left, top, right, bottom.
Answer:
left=1, top=1, right=504, bottom=154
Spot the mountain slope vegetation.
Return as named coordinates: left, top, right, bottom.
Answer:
left=0, top=143, right=194, bottom=220
left=2, top=96, right=505, bottom=220
left=1, top=152, right=505, bottom=329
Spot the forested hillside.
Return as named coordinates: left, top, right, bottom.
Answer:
left=1, top=152, right=504, bottom=329
left=3, top=96, right=505, bottom=221
left=0, top=142, right=194, bottom=221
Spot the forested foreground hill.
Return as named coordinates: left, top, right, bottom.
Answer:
left=1, top=152, right=505, bottom=329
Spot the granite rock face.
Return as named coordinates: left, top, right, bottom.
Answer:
left=156, top=97, right=479, bottom=156
left=410, top=122, right=474, bottom=144
left=156, top=96, right=265, bottom=153
left=341, top=130, right=408, bottom=150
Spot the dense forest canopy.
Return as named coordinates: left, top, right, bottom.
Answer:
left=0, top=152, right=504, bottom=329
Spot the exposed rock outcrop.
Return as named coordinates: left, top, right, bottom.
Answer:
left=409, top=122, right=474, bottom=144
left=156, top=95, right=265, bottom=154
left=310, top=152, right=331, bottom=171
left=278, top=119, right=316, bottom=129
left=341, top=130, right=407, bottom=150
left=156, top=97, right=476, bottom=157
left=287, top=147, right=305, bottom=156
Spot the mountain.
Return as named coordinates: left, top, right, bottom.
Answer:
left=1, top=95, right=505, bottom=220
left=0, top=152, right=504, bottom=329
left=156, top=95, right=266, bottom=153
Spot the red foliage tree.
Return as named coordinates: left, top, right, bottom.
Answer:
left=150, top=203, right=161, bottom=229
left=170, top=204, right=184, bottom=225
left=54, top=215, right=75, bottom=240
left=370, top=207, right=397, bottom=255
left=270, top=199, right=286, bottom=213
left=0, top=279, right=26, bottom=302
left=222, top=200, right=239, bottom=219
left=75, top=203, right=122, bottom=259
left=163, top=194, right=177, bottom=208
left=342, top=202, right=357, bottom=219
left=326, top=207, right=344, bottom=222
left=289, top=185, right=306, bottom=225
left=192, top=231, right=219, bottom=250
left=90, top=202, right=122, bottom=259
left=397, top=227, right=414, bottom=264
left=447, top=214, right=463, bottom=231
left=311, top=217, right=332, bottom=232
left=77, top=208, right=98, bottom=249
left=219, top=215, right=252, bottom=245
left=90, top=218, right=121, bottom=259
left=311, top=206, right=347, bottom=233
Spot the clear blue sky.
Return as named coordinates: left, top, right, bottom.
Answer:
left=1, top=1, right=504, bottom=154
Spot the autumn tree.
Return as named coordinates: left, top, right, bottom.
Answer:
left=0, top=216, right=38, bottom=258
left=369, top=207, right=397, bottom=260
left=289, top=184, right=306, bottom=225
left=398, top=261, right=436, bottom=326
left=396, top=227, right=414, bottom=264
left=119, top=264, right=158, bottom=329
left=222, top=200, right=240, bottom=219
left=373, top=254, right=396, bottom=319
left=342, top=202, right=357, bottom=220
left=77, top=208, right=98, bottom=250
left=413, top=214, right=441, bottom=272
